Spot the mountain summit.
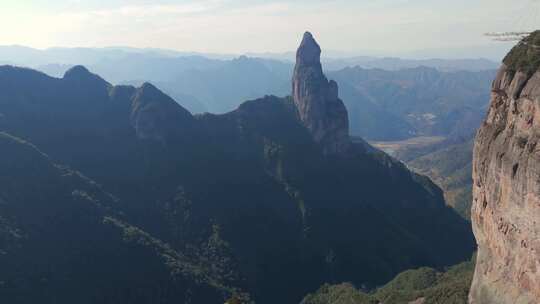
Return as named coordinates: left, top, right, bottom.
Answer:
left=292, top=32, right=350, bottom=154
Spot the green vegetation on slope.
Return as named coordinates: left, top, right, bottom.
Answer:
left=301, top=284, right=377, bottom=304
left=373, top=134, right=475, bottom=220
left=301, top=257, right=475, bottom=304
left=0, top=131, right=243, bottom=304
left=407, top=138, right=474, bottom=219
left=504, top=30, right=540, bottom=76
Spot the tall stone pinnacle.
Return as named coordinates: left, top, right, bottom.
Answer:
left=292, top=32, right=350, bottom=155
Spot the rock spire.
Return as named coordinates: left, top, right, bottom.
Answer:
left=292, top=32, right=350, bottom=154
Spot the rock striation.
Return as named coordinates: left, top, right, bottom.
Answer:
left=470, top=31, right=540, bottom=304
left=292, top=32, right=350, bottom=154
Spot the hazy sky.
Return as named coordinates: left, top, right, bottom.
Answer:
left=1, top=0, right=539, bottom=56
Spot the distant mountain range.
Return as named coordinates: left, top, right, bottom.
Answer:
left=0, top=45, right=501, bottom=71
left=0, top=45, right=497, bottom=142
left=323, top=57, right=498, bottom=72
left=329, top=67, right=495, bottom=140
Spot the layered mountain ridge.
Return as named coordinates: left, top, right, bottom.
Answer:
left=0, top=33, right=473, bottom=304
left=330, top=66, right=494, bottom=141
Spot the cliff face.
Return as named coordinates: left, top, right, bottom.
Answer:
left=470, top=31, right=540, bottom=304
left=292, top=32, right=350, bottom=154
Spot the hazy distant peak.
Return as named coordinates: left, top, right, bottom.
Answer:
left=130, top=81, right=195, bottom=143
left=139, top=82, right=161, bottom=94
left=62, top=65, right=111, bottom=90
left=63, top=65, right=91, bottom=79
left=133, top=82, right=187, bottom=111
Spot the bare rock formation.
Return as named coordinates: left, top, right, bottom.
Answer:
left=292, top=32, right=350, bottom=154
left=470, top=31, right=540, bottom=304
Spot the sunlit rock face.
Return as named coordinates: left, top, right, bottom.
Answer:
left=292, top=32, right=350, bottom=155
left=470, top=31, right=540, bottom=304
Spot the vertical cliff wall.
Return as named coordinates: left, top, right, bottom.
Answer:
left=470, top=31, right=540, bottom=304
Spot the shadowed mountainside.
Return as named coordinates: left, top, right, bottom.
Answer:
left=0, top=33, right=474, bottom=304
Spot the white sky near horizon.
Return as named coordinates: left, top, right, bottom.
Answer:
left=0, top=0, right=539, bottom=57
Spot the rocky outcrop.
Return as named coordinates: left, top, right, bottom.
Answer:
left=292, top=32, right=350, bottom=154
left=470, top=31, right=540, bottom=304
